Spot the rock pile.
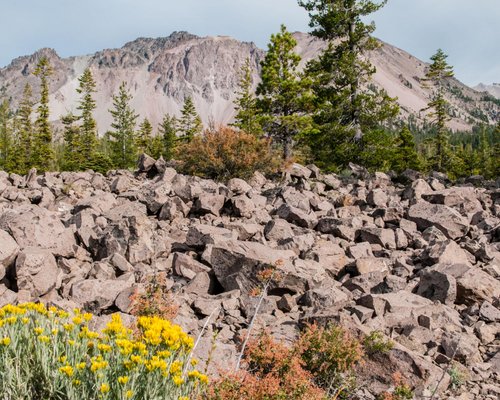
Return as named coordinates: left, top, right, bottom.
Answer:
left=0, top=158, right=499, bottom=399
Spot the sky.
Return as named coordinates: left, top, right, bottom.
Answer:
left=0, top=0, right=499, bottom=86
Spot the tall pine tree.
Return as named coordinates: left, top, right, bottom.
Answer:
left=232, top=58, right=262, bottom=135
left=298, top=0, right=398, bottom=170
left=61, top=113, right=81, bottom=171
left=0, top=99, right=13, bottom=172
left=136, top=117, right=153, bottom=155
left=33, top=57, right=55, bottom=172
left=76, top=68, right=99, bottom=168
left=15, top=83, right=34, bottom=174
left=108, top=82, right=139, bottom=169
left=422, top=49, right=454, bottom=172
left=158, top=114, right=178, bottom=161
left=257, top=25, right=312, bottom=160
left=178, top=97, right=202, bottom=142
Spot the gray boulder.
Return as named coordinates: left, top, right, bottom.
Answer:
left=15, top=248, right=60, bottom=298
left=408, top=201, right=469, bottom=239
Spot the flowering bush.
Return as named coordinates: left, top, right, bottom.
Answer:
left=0, top=302, right=207, bottom=400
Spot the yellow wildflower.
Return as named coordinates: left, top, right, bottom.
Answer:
left=99, top=383, right=110, bottom=393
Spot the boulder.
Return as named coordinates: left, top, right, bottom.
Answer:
left=15, top=248, right=59, bottom=298
left=186, top=224, right=236, bottom=247
left=173, top=253, right=211, bottom=280
left=231, top=195, right=255, bottom=218
left=0, top=205, right=77, bottom=257
left=417, top=269, right=457, bottom=305
left=227, top=178, right=252, bottom=195
left=193, top=193, right=225, bottom=216
left=422, top=239, right=471, bottom=266
left=204, top=240, right=295, bottom=292
left=275, top=204, right=317, bottom=229
left=422, top=187, right=482, bottom=215
left=367, top=189, right=388, bottom=207
left=358, top=227, right=396, bottom=250
left=431, top=263, right=500, bottom=305
left=355, top=257, right=389, bottom=275
left=264, top=218, right=294, bottom=242
left=71, top=274, right=135, bottom=311
left=0, top=229, right=19, bottom=279
left=137, top=153, right=156, bottom=172
left=407, top=201, right=469, bottom=239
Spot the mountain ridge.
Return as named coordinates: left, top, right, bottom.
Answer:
left=0, top=31, right=498, bottom=134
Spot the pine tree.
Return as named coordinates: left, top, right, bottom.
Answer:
left=393, top=126, right=422, bottom=172
left=298, top=0, right=399, bottom=170
left=15, top=83, right=34, bottom=174
left=0, top=99, right=13, bottom=171
left=422, top=49, right=454, bottom=172
left=61, top=113, right=81, bottom=171
left=232, top=58, right=262, bottom=135
left=136, top=117, right=153, bottom=155
left=76, top=68, right=98, bottom=167
left=178, top=97, right=202, bottom=142
left=257, top=25, right=313, bottom=160
left=33, top=57, right=55, bottom=172
left=158, top=114, right=178, bottom=161
left=108, top=82, right=139, bottom=169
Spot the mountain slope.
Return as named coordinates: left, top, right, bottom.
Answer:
left=474, top=83, right=500, bottom=99
left=0, top=31, right=498, bottom=134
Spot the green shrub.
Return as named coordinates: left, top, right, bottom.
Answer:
left=364, top=330, right=394, bottom=355
left=297, top=324, right=363, bottom=396
left=0, top=302, right=206, bottom=400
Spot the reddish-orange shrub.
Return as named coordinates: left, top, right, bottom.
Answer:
left=204, top=332, right=326, bottom=400
left=176, top=126, right=281, bottom=181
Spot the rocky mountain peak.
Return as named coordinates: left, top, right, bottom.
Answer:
left=0, top=32, right=498, bottom=132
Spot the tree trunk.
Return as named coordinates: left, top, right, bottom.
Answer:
left=283, top=135, right=293, bottom=161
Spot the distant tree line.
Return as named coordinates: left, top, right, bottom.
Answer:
left=0, top=0, right=498, bottom=179
left=0, top=63, right=202, bottom=174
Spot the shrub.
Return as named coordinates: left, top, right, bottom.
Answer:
left=297, top=324, right=364, bottom=395
left=130, top=272, right=178, bottom=320
left=364, top=330, right=394, bottom=355
left=205, top=331, right=325, bottom=400
left=379, top=373, right=414, bottom=400
left=176, top=126, right=280, bottom=181
left=0, top=302, right=206, bottom=400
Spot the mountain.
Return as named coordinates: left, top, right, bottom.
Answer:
left=0, top=31, right=498, bottom=134
left=474, top=83, right=500, bottom=99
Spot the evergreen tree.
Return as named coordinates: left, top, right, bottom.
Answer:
left=232, top=58, right=262, bottom=135
left=298, top=0, right=399, bottom=170
left=15, top=83, right=34, bottom=174
left=393, top=126, right=422, bottom=172
left=33, top=57, right=55, bottom=172
left=0, top=100, right=14, bottom=171
left=76, top=68, right=98, bottom=167
left=136, top=117, right=153, bottom=155
left=108, top=82, right=139, bottom=169
left=422, top=49, right=454, bottom=172
left=61, top=113, right=81, bottom=171
left=178, top=97, right=202, bottom=142
left=158, top=114, right=178, bottom=161
left=257, top=25, right=313, bottom=160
